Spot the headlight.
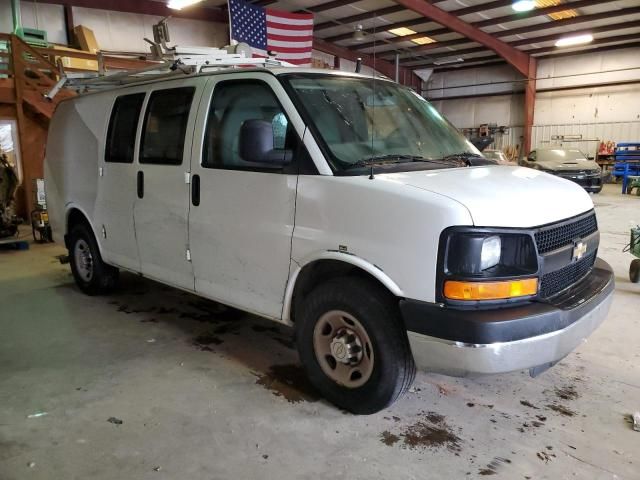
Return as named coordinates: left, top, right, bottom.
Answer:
left=480, top=235, right=501, bottom=270
left=441, top=229, right=538, bottom=301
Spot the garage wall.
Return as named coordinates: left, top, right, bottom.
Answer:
left=0, top=0, right=67, bottom=43
left=72, top=7, right=228, bottom=53
left=425, top=47, right=640, bottom=153
left=0, top=1, right=228, bottom=52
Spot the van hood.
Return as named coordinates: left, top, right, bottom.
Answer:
left=379, top=166, right=593, bottom=228
left=536, top=158, right=600, bottom=172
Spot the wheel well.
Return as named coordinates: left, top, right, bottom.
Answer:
left=67, top=208, right=90, bottom=232
left=65, top=208, right=91, bottom=248
left=290, top=259, right=398, bottom=323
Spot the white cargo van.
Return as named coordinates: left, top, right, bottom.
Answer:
left=45, top=68, right=614, bottom=414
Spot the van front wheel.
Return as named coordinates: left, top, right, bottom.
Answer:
left=296, top=277, right=415, bottom=414
left=69, top=223, right=118, bottom=295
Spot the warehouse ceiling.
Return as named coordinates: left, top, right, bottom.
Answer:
left=196, top=0, right=640, bottom=71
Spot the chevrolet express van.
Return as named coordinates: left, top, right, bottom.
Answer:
left=45, top=69, right=614, bottom=414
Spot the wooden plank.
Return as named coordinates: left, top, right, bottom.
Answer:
left=0, top=78, right=16, bottom=103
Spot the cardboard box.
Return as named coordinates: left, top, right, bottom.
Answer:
left=53, top=45, right=98, bottom=71
left=73, top=25, right=99, bottom=54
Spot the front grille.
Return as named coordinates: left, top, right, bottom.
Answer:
left=535, top=213, right=598, bottom=254
left=539, top=251, right=597, bottom=298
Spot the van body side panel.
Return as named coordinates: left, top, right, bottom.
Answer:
left=45, top=97, right=105, bottom=249
left=94, top=91, right=145, bottom=272
left=291, top=175, right=474, bottom=305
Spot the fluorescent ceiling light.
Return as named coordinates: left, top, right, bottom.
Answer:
left=168, top=0, right=204, bottom=10
left=411, top=36, right=437, bottom=45
left=512, top=1, right=535, bottom=12
left=388, top=27, right=417, bottom=37
left=433, top=57, right=464, bottom=65
left=555, top=33, right=593, bottom=47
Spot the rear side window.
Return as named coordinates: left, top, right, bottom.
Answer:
left=105, top=93, right=145, bottom=163
left=140, top=87, right=195, bottom=165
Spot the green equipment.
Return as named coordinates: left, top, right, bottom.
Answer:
left=625, top=226, right=640, bottom=283
left=15, top=27, right=48, bottom=48
left=10, top=0, right=48, bottom=48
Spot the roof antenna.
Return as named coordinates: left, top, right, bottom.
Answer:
left=355, top=57, right=362, bottom=73
left=369, top=165, right=375, bottom=180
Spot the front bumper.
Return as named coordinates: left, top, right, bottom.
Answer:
left=555, top=172, right=602, bottom=192
left=401, top=258, right=614, bottom=376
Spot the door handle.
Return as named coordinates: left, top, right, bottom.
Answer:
left=192, top=174, right=200, bottom=206
left=137, top=171, right=144, bottom=199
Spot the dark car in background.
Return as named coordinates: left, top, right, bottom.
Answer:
left=522, top=147, right=603, bottom=193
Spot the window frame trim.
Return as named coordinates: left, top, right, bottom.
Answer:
left=105, top=92, right=146, bottom=164
left=138, top=86, right=196, bottom=166
left=201, top=78, right=300, bottom=174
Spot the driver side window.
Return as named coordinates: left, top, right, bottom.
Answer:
left=203, top=80, right=291, bottom=170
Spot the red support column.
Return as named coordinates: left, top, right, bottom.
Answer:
left=523, top=56, right=537, bottom=156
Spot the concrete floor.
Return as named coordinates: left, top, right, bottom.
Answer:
left=1, top=183, right=639, bottom=480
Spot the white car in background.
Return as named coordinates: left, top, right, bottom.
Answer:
left=45, top=69, right=614, bottom=414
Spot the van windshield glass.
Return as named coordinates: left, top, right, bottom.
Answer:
left=282, top=75, right=480, bottom=171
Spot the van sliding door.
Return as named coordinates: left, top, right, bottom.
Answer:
left=133, top=79, right=205, bottom=290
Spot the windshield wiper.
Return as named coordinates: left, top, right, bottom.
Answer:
left=347, top=154, right=437, bottom=169
left=441, top=152, right=495, bottom=166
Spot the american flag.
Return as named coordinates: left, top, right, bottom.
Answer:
left=229, top=0, right=314, bottom=66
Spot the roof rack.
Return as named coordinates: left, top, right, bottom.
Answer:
left=47, top=17, right=297, bottom=96
left=59, top=48, right=295, bottom=94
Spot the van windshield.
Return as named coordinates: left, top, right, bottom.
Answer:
left=281, top=74, right=481, bottom=172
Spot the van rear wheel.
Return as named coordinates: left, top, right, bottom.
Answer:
left=69, top=223, right=118, bottom=295
left=296, top=277, right=415, bottom=414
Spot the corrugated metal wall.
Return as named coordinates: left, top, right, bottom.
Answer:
left=531, top=122, right=640, bottom=157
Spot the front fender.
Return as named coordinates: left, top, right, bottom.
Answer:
left=281, top=250, right=404, bottom=324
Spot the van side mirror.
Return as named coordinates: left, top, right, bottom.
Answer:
left=587, top=155, right=595, bottom=160
left=239, top=120, right=292, bottom=167
left=527, top=155, right=535, bottom=162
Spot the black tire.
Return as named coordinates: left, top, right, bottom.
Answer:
left=630, top=259, right=640, bottom=284
left=295, top=276, right=415, bottom=414
left=69, top=223, right=119, bottom=295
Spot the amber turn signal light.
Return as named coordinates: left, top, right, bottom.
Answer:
left=444, top=278, right=538, bottom=301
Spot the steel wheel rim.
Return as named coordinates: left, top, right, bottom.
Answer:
left=74, top=239, right=94, bottom=282
left=313, top=310, right=374, bottom=389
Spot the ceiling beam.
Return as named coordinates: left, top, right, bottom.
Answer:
left=315, top=5, right=405, bottom=32
left=325, top=0, right=617, bottom=45
left=324, top=16, right=440, bottom=43
left=406, top=34, right=640, bottom=68
left=391, top=0, right=531, bottom=76
left=312, top=37, right=414, bottom=84
left=39, top=0, right=226, bottom=23
left=373, top=6, right=640, bottom=57
left=320, top=0, right=512, bottom=42
left=398, top=20, right=640, bottom=63
left=351, top=0, right=514, bottom=48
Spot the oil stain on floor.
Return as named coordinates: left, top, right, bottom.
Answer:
left=380, top=412, right=462, bottom=453
left=254, top=364, right=319, bottom=403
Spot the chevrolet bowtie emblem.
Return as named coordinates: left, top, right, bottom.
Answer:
left=573, top=241, right=587, bottom=261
